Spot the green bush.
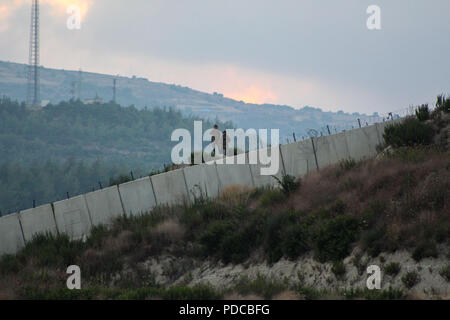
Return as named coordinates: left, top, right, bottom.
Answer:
left=339, top=158, right=357, bottom=171
left=435, top=94, right=450, bottom=113
left=401, top=271, right=420, bottom=289
left=296, top=286, right=323, bottom=300
left=234, top=275, right=286, bottom=299
left=331, top=261, right=346, bottom=279
left=162, top=285, right=221, bottom=300
left=273, top=174, right=300, bottom=195
left=383, top=117, right=434, bottom=148
left=439, top=265, right=450, bottom=282
left=281, top=223, right=310, bottom=260
left=415, top=104, right=430, bottom=121
left=412, top=241, right=438, bottom=262
left=20, top=233, right=85, bottom=268
left=384, top=262, right=401, bottom=277
left=199, top=220, right=235, bottom=256
left=264, top=211, right=298, bottom=263
left=314, top=215, right=359, bottom=262
left=361, top=226, right=386, bottom=258
left=363, top=287, right=405, bottom=300
left=0, top=254, right=22, bottom=274
left=260, top=189, right=286, bottom=207
left=219, top=224, right=260, bottom=263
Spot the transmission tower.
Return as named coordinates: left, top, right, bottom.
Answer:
left=27, top=0, right=40, bottom=108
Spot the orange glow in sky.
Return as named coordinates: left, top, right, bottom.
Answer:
left=226, top=86, right=277, bottom=104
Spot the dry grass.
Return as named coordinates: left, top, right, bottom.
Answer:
left=223, top=293, right=264, bottom=300
left=217, top=185, right=254, bottom=209
left=153, top=219, right=185, bottom=242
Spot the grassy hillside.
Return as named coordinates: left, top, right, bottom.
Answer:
left=1, top=105, right=449, bottom=300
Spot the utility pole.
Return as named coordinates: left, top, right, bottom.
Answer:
left=113, top=78, right=117, bottom=103
left=78, top=69, right=82, bottom=101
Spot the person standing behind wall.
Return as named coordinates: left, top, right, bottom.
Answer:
left=222, top=130, right=231, bottom=157
left=211, top=124, right=222, bottom=158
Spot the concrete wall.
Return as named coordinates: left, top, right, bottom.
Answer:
left=118, top=177, right=156, bottom=216
left=19, top=204, right=58, bottom=242
left=183, top=164, right=221, bottom=202
left=0, top=213, right=25, bottom=255
left=84, top=186, right=124, bottom=226
left=313, top=132, right=350, bottom=168
left=151, top=169, right=189, bottom=206
left=248, top=147, right=284, bottom=188
left=280, top=139, right=318, bottom=178
left=53, top=195, right=92, bottom=240
left=216, top=163, right=254, bottom=189
left=344, top=125, right=381, bottom=161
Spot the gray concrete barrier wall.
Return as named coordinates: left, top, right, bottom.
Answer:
left=151, top=169, right=189, bottom=206
left=248, top=147, right=284, bottom=188
left=216, top=163, right=254, bottom=189
left=53, top=195, right=92, bottom=241
left=344, top=125, right=381, bottom=161
left=280, top=139, right=317, bottom=178
left=313, top=132, right=350, bottom=168
left=84, top=186, right=124, bottom=226
left=0, top=213, right=25, bottom=255
left=118, top=177, right=156, bottom=216
left=183, top=164, right=221, bottom=202
left=19, top=204, right=58, bottom=242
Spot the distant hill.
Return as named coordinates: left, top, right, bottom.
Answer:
left=0, top=60, right=382, bottom=140
left=0, top=97, right=231, bottom=169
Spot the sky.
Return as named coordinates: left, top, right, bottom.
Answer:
left=0, top=0, right=449, bottom=114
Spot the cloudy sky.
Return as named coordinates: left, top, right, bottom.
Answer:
left=0, top=0, right=449, bottom=114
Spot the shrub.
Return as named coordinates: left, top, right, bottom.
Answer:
left=384, top=262, right=401, bottom=277
left=331, top=261, right=346, bottom=279
left=0, top=254, right=21, bottom=274
left=234, top=275, right=286, bottom=300
left=219, top=224, right=260, bottom=263
left=260, top=189, right=286, bottom=207
left=281, top=223, right=310, bottom=260
left=296, top=286, right=323, bottom=300
left=314, top=215, right=359, bottom=262
left=273, top=174, right=300, bottom=195
left=401, top=271, right=420, bottom=289
left=264, top=211, right=299, bottom=263
left=415, top=104, right=430, bottom=121
left=20, top=233, right=85, bottom=268
left=383, top=117, right=434, bottom=148
left=18, top=287, right=97, bottom=300
left=435, top=94, right=450, bottom=113
left=439, top=265, right=450, bottom=282
left=364, top=287, right=405, bottom=300
left=360, top=226, right=386, bottom=258
left=412, top=241, right=438, bottom=262
left=339, top=158, right=357, bottom=171
left=199, top=220, right=235, bottom=257
left=162, top=285, right=221, bottom=300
